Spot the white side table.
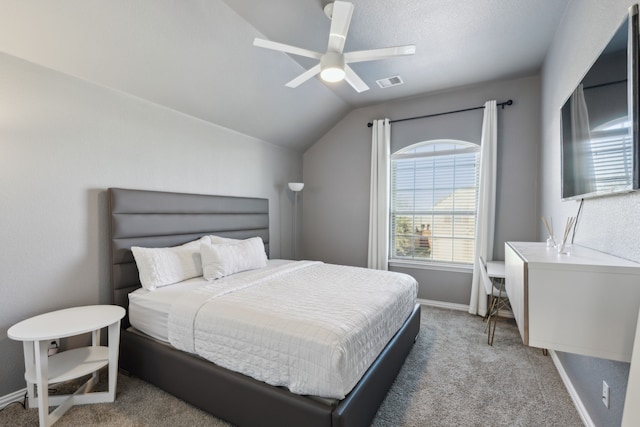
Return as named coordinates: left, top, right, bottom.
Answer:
left=8, top=305, right=125, bottom=427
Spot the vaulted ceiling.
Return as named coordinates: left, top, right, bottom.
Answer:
left=0, top=0, right=570, bottom=151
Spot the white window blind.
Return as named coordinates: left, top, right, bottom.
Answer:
left=591, top=117, right=634, bottom=191
left=390, top=140, right=480, bottom=264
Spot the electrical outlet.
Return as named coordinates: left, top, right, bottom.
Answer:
left=602, top=380, right=610, bottom=409
left=48, top=339, right=60, bottom=357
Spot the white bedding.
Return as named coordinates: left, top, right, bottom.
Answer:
left=128, top=277, right=207, bottom=342
left=128, top=260, right=294, bottom=342
left=130, top=260, right=417, bottom=399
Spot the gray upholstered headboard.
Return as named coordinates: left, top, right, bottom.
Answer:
left=109, top=188, right=269, bottom=327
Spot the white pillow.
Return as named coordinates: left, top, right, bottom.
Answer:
left=132, top=237, right=206, bottom=291
left=201, top=237, right=267, bottom=280
left=204, top=235, right=241, bottom=245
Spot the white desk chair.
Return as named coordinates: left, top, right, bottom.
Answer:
left=479, top=256, right=509, bottom=345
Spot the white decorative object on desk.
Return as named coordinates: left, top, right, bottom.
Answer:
left=541, top=216, right=556, bottom=248
left=8, top=305, right=125, bottom=427
left=556, top=216, right=575, bottom=255
left=546, top=237, right=555, bottom=248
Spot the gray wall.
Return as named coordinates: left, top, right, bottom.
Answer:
left=540, top=0, right=640, bottom=425
left=0, top=52, right=302, bottom=395
left=302, top=75, right=540, bottom=304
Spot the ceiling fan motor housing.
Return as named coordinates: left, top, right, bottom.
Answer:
left=320, top=51, right=346, bottom=82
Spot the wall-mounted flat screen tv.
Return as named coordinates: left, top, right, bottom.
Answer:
left=561, top=5, right=640, bottom=200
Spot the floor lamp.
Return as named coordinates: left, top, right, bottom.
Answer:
left=288, top=182, right=304, bottom=260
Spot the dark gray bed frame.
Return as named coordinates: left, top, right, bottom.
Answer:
left=109, top=187, right=420, bottom=427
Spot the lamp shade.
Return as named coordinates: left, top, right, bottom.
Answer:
left=288, top=182, right=304, bottom=192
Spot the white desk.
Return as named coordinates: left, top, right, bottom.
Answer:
left=8, top=305, right=125, bottom=427
left=505, top=242, right=640, bottom=362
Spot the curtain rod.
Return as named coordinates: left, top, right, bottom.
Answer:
left=584, top=79, right=626, bottom=91
left=366, top=99, right=513, bottom=128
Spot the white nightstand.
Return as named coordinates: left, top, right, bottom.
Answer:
left=8, top=305, right=125, bottom=427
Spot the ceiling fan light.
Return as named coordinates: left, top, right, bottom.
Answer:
left=320, top=52, right=345, bottom=82
left=321, top=67, right=345, bottom=82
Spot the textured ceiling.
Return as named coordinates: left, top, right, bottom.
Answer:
left=0, top=0, right=570, bottom=151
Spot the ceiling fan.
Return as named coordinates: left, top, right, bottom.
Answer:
left=253, top=1, right=416, bottom=93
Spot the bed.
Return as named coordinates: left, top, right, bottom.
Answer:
left=109, top=187, right=421, bottom=427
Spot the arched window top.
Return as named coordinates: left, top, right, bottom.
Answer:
left=390, top=138, right=480, bottom=265
left=593, top=116, right=631, bottom=132
left=392, top=139, right=479, bottom=159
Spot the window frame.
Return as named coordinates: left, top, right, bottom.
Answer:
left=389, top=139, right=481, bottom=269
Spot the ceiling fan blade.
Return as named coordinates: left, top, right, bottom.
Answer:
left=345, top=45, right=416, bottom=63
left=254, top=38, right=323, bottom=60
left=344, top=64, right=369, bottom=93
left=285, top=64, right=322, bottom=88
left=327, top=1, right=354, bottom=53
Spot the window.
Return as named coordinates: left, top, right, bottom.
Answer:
left=590, top=117, right=634, bottom=191
left=390, top=139, right=480, bottom=265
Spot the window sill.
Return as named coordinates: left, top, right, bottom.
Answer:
left=388, top=259, right=473, bottom=273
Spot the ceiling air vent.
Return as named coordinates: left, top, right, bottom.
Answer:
left=376, top=75, right=404, bottom=88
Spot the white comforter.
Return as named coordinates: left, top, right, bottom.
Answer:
left=168, top=261, right=417, bottom=399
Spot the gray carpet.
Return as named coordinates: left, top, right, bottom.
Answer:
left=0, top=306, right=583, bottom=426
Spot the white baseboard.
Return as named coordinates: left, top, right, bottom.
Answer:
left=417, top=299, right=515, bottom=319
left=417, top=298, right=469, bottom=312
left=549, top=350, right=594, bottom=427
left=417, top=298, right=513, bottom=319
left=0, top=387, right=26, bottom=410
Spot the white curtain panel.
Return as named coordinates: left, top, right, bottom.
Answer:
left=570, top=84, right=595, bottom=195
left=469, top=100, right=497, bottom=315
left=367, top=119, right=391, bottom=270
